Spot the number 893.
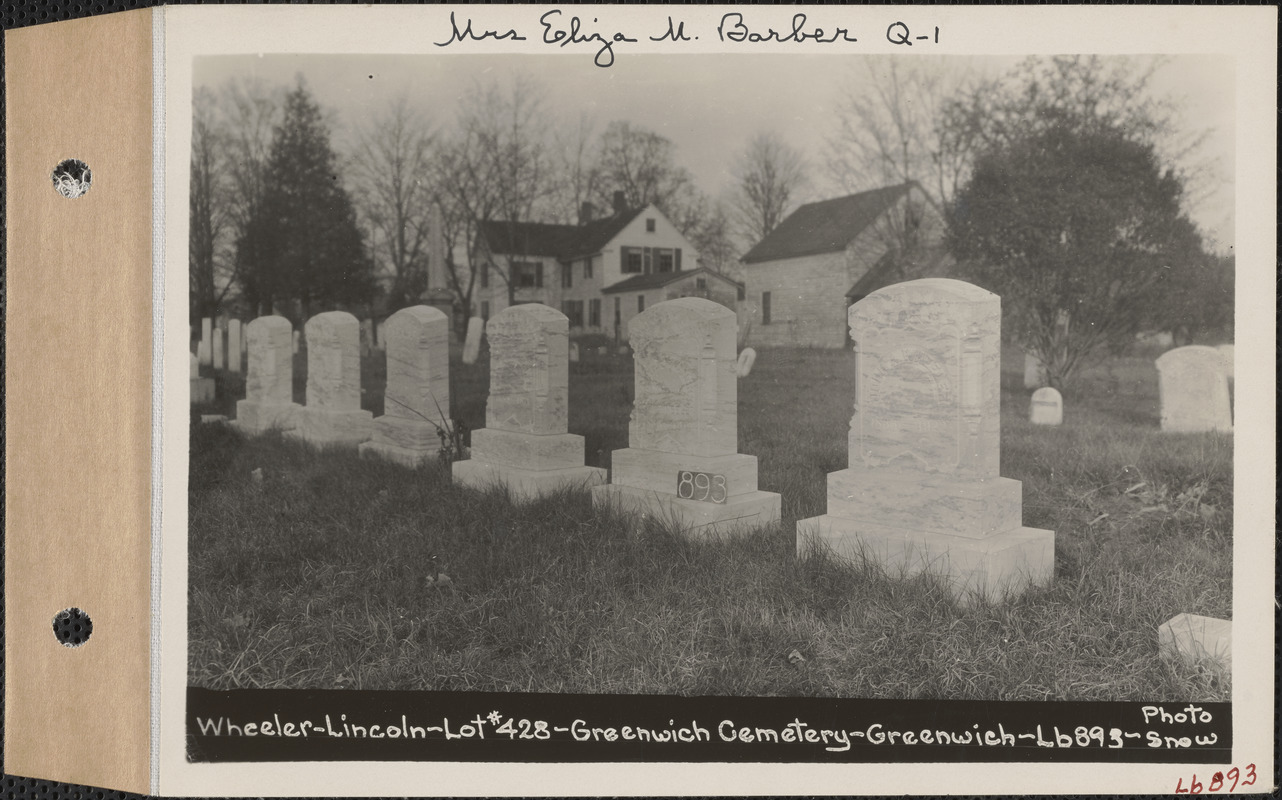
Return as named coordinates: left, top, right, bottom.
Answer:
left=677, top=470, right=727, bottom=503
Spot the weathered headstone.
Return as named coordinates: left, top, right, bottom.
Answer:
left=736, top=347, right=757, bottom=378
left=212, top=323, right=225, bottom=371
left=1155, top=346, right=1232, bottom=433
left=1159, top=613, right=1231, bottom=671
left=290, top=311, right=373, bottom=447
left=1030, top=386, right=1063, bottom=426
left=797, top=279, right=1054, bottom=602
left=199, top=317, right=212, bottom=367
left=360, top=306, right=451, bottom=467
left=227, top=319, right=242, bottom=373
left=453, top=304, right=605, bottom=499
left=231, top=316, right=299, bottom=433
left=569, top=342, right=580, bottom=363
left=593, top=297, right=780, bottom=536
left=461, top=316, right=484, bottom=365
left=190, top=352, right=214, bottom=405
left=1023, top=352, right=1047, bottom=389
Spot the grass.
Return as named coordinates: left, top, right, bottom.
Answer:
left=189, top=343, right=1232, bottom=701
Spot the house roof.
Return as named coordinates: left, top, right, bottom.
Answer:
left=479, top=207, right=648, bottom=261
left=602, top=266, right=740, bottom=295
left=741, top=183, right=915, bottom=264
left=845, top=243, right=955, bottom=298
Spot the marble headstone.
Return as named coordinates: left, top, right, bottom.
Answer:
left=1030, top=386, right=1063, bottom=426
left=292, top=330, right=300, bottom=354
left=232, top=315, right=299, bottom=433
left=360, top=306, right=451, bottom=467
left=453, top=304, right=605, bottom=499
left=228, top=319, right=242, bottom=373
left=736, top=347, right=757, bottom=378
left=212, top=324, right=225, bottom=370
left=593, top=297, right=780, bottom=536
left=290, top=311, right=373, bottom=447
left=199, top=317, right=212, bottom=367
left=1155, top=346, right=1232, bottom=433
left=797, top=279, right=1054, bottom=602
left=462, top=316, right=484, bottom=365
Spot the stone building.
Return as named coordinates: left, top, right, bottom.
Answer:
left=740, top=182, right=951, bottom=349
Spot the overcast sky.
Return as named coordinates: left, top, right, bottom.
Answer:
left=195, top=53, right=1235, bottom=251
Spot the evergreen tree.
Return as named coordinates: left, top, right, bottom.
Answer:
left=237, top=79, right=374, bottom=319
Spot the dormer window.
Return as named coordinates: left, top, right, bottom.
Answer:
left=646, top=218, right=656, bottom=233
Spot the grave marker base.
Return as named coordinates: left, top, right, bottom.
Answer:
left=288, top=408, right=373, bottom=447
left=231, top=400, right=300, bottom=435
left=609, top=448, right=759, bottom=499
left=359, top=439, right=436, bottom=468
left=826, top=470, right=1023, bottom=540
left=797, top=515, right=1054, bottom=604
left=190, top=377, right=215, bottom=405
left=593, top=483, right=781, bottom=538
left=453, top=459, right=606, bottom=501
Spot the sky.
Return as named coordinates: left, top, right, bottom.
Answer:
left=194, top=53, right=1236, bottom=251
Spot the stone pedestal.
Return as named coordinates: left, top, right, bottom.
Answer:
left=360, top=306, right=452, bottom=468
left=289, top=311, right=371, bottom=448
left=592, top=297, right=780, bottom=536
left=231, top=316, right=300, bottom=435
left=452, top=304, right=605, bottom=498
left=797, top=279, right=1053, bottom=602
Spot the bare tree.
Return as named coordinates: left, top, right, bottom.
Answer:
left=350, top=95, right=436, bottom=311
left=548, top=113, right=602, bottom=224
left=594, top=120, right=695, bottom=212
left=189, top=86, right=231, bottom=322
left=730, top=131, right=809, bottom=247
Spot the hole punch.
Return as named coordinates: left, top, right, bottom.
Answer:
left=51, top=158, right=92, bottom=198
left=53, top=607, right=92, bottom=647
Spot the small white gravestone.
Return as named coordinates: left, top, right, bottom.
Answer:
left=212, top=324, right=225, bottom=371
left=199, top=317, right=213, bottom=367
left=735, top=347, right=757, bottom=378
left=1029, top=386, right=1063, bottom=426
left=461, top=316, right=484, bottom=365
left=292, top=330, right=300, bottom=354
left=593, top=297, right=780, bottom=537
left=569, top=342, right=580, bottom=363
left=232, top=316, right=299, bottom=433
left=797, top=279, right=1054, bottom=603
left=1159, top=613, right=1231, bottom=671
left=190, top=352, right=214, bottom=405
left=360, top=306, right=451, bottom=468
left=453, top=304, right=605, bottom=499
left=1155, top=346, right=1232, bottom=433
left=289, top=311, right=373, bottom=447
left=1023, top=351, right=1047, bottom=389
left=228, top=320, right=242, bottom=374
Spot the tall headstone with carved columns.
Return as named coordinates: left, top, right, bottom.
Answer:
left=797, top=279, right=1053, bottom=602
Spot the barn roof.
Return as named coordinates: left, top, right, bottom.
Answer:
left=741, top=183, right=914, bottom=264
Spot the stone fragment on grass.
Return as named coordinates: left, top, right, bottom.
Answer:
left=1159, top=613, right=1231, bottom=671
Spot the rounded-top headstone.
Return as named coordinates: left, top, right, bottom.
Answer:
left=628, top=297, right=737, bottom=458
left=382, top=305, right=450, bottom=423
left=1030, top=386, right=1064, bottom=426
left=244, top=315, right=294, bottom=405
left=1154, top=345, right=1232, bottom=433
left=485, top=303, right=569, bottom=435
left=304, top=311, right=362, bottom=411
left=848, top=278, right=1002, bottom=477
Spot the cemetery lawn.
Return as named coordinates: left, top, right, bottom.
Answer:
left=189, top=345, right=1231, bottom=701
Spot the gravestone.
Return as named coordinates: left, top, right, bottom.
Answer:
left=736, top=347, right=757, bottom=378
left=292, top=330, right=300, bottom=354
left=199, top=317, right=212, bottom=367
left=376, top=320, right=386, bottom=351
left=569, top=342, right=580, bottom=363
left=231, top=315, right=299, bottom=434
left=1159, top=613, right=1231, bottom=671
left=1155, top=346, right=1232, bottom=433
left=453, top=304, right=605, bottom=499
left=797, top=279, right=1054, bottom=602
left=461, top=316, right=484, bottom=365
left=228, top=319, right=242, bottom=373
left=1023, top=352, right=1046, bottom=389
left=1030, top=386, right=1063, bottom=426
left=360, top=306, right=451, bottom=467
left=592, top=297, right=780, bottom=536
left=212, top=324, right=225, bottom=370
left=190, top=352, right=214, bottom=405
left=360, top=318, right=375, bottom=356
left=289, top=311, right=373, bottom=447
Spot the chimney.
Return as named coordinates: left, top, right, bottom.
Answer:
left=579, top=201, right=595, bottom=225
left=612, top=190, right=627, bottom=215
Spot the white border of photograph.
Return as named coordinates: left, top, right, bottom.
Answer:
left=159, top=5, right=1276, bottom=796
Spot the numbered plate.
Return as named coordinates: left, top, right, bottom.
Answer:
left=676, top=470, right=727, bottom=504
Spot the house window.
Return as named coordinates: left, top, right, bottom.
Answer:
left=583, top=257, right=593, bottom=279
left=513, top=260, right=543, bottom=288
left=561, top=263, right=573, bottom=289
left=562, top=300, right=585, bottom=328
left=695, top=277, right=707, bottom=289
left=480, top=301, right=490, bottom=322
left=646, top=218, right=656, bottom=233
left=622, top=247, right=643, bottom=274
left=589, top=298, right=601, bottom=327
left=637, top=294, right=645, bottom=314
left=737, top=285, right=746, bottom=301
left=481, top=263, right=489, bottom=288
left=762, top=291, right=772, bottom=325
left=656, top=249, right=675, bottom=273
